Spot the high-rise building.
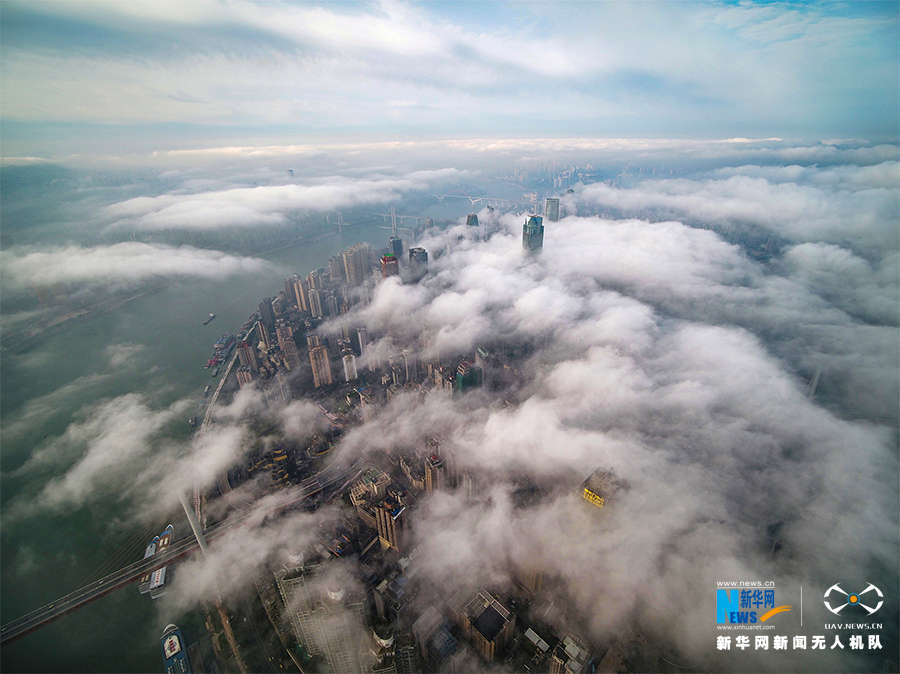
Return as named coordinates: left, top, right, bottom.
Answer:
left=456, top=361, right=483, bottom=392
left=394, top=634, right=420, bottom=674
left=272, top=295, right=284, bottom=317
left=308, top=288, right=324, bottom=319
left=375, top=490, right=407, bottom=552
left=342, top=348, right=358, bottom=383
left=342, top=243, right=371, bottom=286
left=413, top=607, right=443, bottom=659
left=256, top=320, right=273, bottom=351
left=401, top=349, right=417, bottom=382
left=325, top=292, right=339, bottom=318
left=522, top=215, right=544, bottom=253
left=580, top=467, right=627, bottom=510
left=549, top=634, right=591, bottom=674
left=390, top=236, right=403, bottom=259
left=544, top=197, right=560, bottom=222
left=449, top=589, right=515, bottom=663
left=513, top=563, right=544, bottom=595
left=276, top=322, right=301, bottom=370
left=283, top=275, right=300, bottom=307
left=466, top=213, right=479, bottom=227
left=328, top=256, right=346, bottom=283
left=293, top=277, right=310, bottom=313
left=357, top=327, right=368, bottom=355
left=277, top=564, right=367, bottom=674
left=371, top=624, right=396, bottom=674
left=307, top=268, right=324, bottom=290
left=237, top=340, right=259, bottom=373
left=266, top=370, right=293, bottom=407
left=381, top=254, right=399, bottom=279
left=408, top=247, right=428, bottom=281
left=461, top=471, right=476, bottom=501
left=424, top=455, right=445, bottom=493
left=309, top=344, right=333, bottom=388
left=236, top=366, right=254, bottom=388
left=258, top=298, right=277, bottom=334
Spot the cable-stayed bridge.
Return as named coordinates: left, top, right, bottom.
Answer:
left=0, top=461, right=361, bottom=646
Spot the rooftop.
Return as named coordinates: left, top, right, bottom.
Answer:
left=472, top=605, right=506, bottom=642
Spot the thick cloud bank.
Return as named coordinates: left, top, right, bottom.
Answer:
left=334, top=159, right=897, bottom=670
left=0, top=242, right=272, bottom=292
left=105, top=169, right=463, bottom=230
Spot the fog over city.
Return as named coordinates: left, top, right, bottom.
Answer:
left=1, top=2, right=897, bottom=673
left=3, top=137, right=897, bottom=672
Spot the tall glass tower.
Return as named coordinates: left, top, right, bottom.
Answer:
left=522, top=215, right=544, bottom=253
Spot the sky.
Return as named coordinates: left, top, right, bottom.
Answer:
left=1, top=0, right=898, bottom=163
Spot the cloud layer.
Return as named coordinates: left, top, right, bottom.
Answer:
left=104, top=169, right=463, bottom=230
left=0, top=242, right=273, bottom=292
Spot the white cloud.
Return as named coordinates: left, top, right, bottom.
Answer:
left=0, top=242, right=273, bottom=291
left=104, top=171, right=463, bottom=229
left=579, top=165, right=899, bottom=250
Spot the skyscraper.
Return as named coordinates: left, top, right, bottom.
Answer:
left=309, top=344, right=333, bottom=387
left=277, top=564, right=367, bottom=674
left=237, top=340, right=259, bottom=373
left=408, top=247, right=428, bottom=281
left=328, top=255, right=346, bottom=283
left=390, top=236, right=403, bottom=259
left=276, top=321, right=301, bottom=370
left=256, top=320, right=273, bottom=351
left=522, top=215, right=544, bottom=253
left=307, top=268, right=324, bottom=290
left=283, top=275, right=299, bottom=307
left=394, top=634, right=420, bottom=674
left=258, top=297, right=277, bottom=334
left=325, top=292, right=339, bottom=317
left=308, top=288, right=324, bottom=319
left=342, top=243, right=371, bottom=286
left=544, top=197, right=560, bottom=222
left=580, top=467, right=627, bottom=510
left=381, top=254, right=399, bottom=279
left=342, top=347, right=358, bottom=383
left=293, top=277, right=310, bottom=313
left=449, top=589, right=515, bottom=664
left=456, top=361, right=483, bottom=392
left=466, top=213, right=479, bottom=227
left=375, top=489, right=407, bottom=552
left=425, top=455, right=445, bottom=493
left=236, top=366, right=254, bottom=388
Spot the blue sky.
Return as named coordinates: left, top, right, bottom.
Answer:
left=1, top=1, right=897, bottom=162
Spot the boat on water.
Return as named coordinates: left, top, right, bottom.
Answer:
left=211, top=367, right=219, bottom=377
left=188, top=416, right=197, bottom=427
left=203, top=385, right=210, bottom=397
left=161, top=624, right=192, bottom=674
left=149, top=524, right=174, bottom=600
left=203, top=313, right=215, bottom=326
left=137, top=535, right=160, bottom=594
